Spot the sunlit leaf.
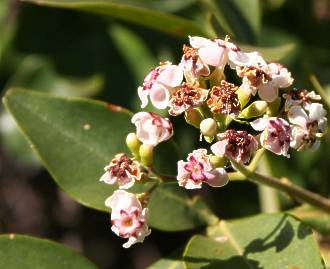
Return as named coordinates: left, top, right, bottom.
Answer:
left=183, top=213, right=325, bottom=269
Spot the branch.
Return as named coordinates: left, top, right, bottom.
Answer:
left=228, top=149, right=265, bottom=181
left=231, top=160, right=330, bottom=214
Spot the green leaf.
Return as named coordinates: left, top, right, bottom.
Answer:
left=240, top=43, right=296, bottom=62
left=201, top=0, right=261, bottom=42
left=0, top=56, right=104, bottom=166
left=184, top=213, right=325, bottom=269
left=3, top=88, right=150, bottom=211
left=21, top=0, right=209, bottom=37
left=289, top=205, right=330, bottom=235
left=0, top=234, right=97, bottom=269
left=147, top=248, right=185, bottom=269
left=148, top=183, right=218, bottom=231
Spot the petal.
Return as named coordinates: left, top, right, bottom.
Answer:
left=199, top=45, right=225, bottom=67
left=123, top=237, right=138, bottom=248
left=288, top=106, right=308, bottom=127
left=150, top=83, right=170, bottom=109
left=137, top=86, right=149, bottom=108
left=250, top=118, right=269, bottom=131
left=290, top=126, right=305, bottom=149
left=258, top=83, right=278, bottom=102
left=157, top=65, right=183, bottom=87
left=184, top=179, right=202, bottom=189
left=99, top=171, right=110, bottom=183
left=210, top=140, right=227, bottom=157
left=205, top=168, right=229, bottom=187
left=189, top=36, right=214, bottom=48
left=118, top=178, right=135, bottom=189
left=131, top=111, right=150, bottom=125
left=308, top=103, right=326, bottom=122
left=177, top=160, right=190, bottom=181
left=229, top=51, right=266, bottom=68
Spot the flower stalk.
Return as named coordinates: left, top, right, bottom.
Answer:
left=231, top=159, right=330, bottom=214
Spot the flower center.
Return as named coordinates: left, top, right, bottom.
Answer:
left=207, top=80, right=240, bottom=115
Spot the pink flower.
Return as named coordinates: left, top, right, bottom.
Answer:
left=177, top=149, right=228, bottom=189
left=100, top=154, right=142, bottom=189
left=131, top=112, right=173, bottom=146
left=251, top=117, right=291, bottom=157
left=105, top=190, right=151, bottom=248
left=238, top=62, right=293, bottom=102
left=288, top=103, right=327, bottom=151
left=211, top=130, right=258, bottom=164
left=138, top=62, right=183, bottom=109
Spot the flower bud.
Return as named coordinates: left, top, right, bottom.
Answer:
left=239, top=101, right=267, bottom=119
left=200, top=118, right=217, bottom=137
left=266, top=97, right=281, bottom=116
left=210, top=155, right=227, bottom=168
left=184, top=108, right=204, bottom=128
left=139, top=144, right=154, bottom=167
left=237, top=87, right=250, bottom=108
left=126, top=132, right=141, bottom=158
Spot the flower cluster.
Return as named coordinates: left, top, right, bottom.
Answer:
left=99, top=36, right=327, bottom=248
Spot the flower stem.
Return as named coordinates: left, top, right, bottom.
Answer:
left=257, top=155, right=280, bottom=213
left=228, top=148, right=265, bottom=181
left=231, top=160, right=330, bottom=214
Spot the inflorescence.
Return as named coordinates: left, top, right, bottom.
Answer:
left=99, top=36, right=328, bottom=248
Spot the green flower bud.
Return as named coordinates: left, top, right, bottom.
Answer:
left=210, top=155, right=227, bottom=168
left=126, top=132, right=141, bottom=158
left=200, top=118, right=218, bottom=137
left=237, top=87, right=250, bottom=108
left=239, top=101, right=267, bottom=119
left=266, top=97, right=281, bottom=116
left=139, top=144, right=154, bottom=167
left=185, top=108, right=204, bottom=128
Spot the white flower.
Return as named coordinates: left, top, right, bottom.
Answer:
left=105, top=190, right=151, bottom=248
left=138, top=62, right=183, bottom=109
left=288, top=103, right=327, bottom=150
left=177, top=149, right=228, bottom=189
left=100, top=153, right=142, bottom=189
left=251, top=117, right=291, bottom=157
left=189, top=36, right=265, bottom=70
left=238, top=62, right=293, bottom=102
left=131, top=112, right=173, bottom=146
left=211, top=130, right=258, bottom=164
left=168, top=82, right=208, bottom=116
left=283, top=89, right=321, bottom=111
left=179, top=45, right=210, bottom=81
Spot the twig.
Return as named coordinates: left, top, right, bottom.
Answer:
left=231, top=160, right=330, bottom=214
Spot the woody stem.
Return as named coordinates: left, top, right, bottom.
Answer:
left=231, top=160, right=330, bottom=214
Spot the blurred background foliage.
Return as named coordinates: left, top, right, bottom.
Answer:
left=0, top=0, right=330, bottom=268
